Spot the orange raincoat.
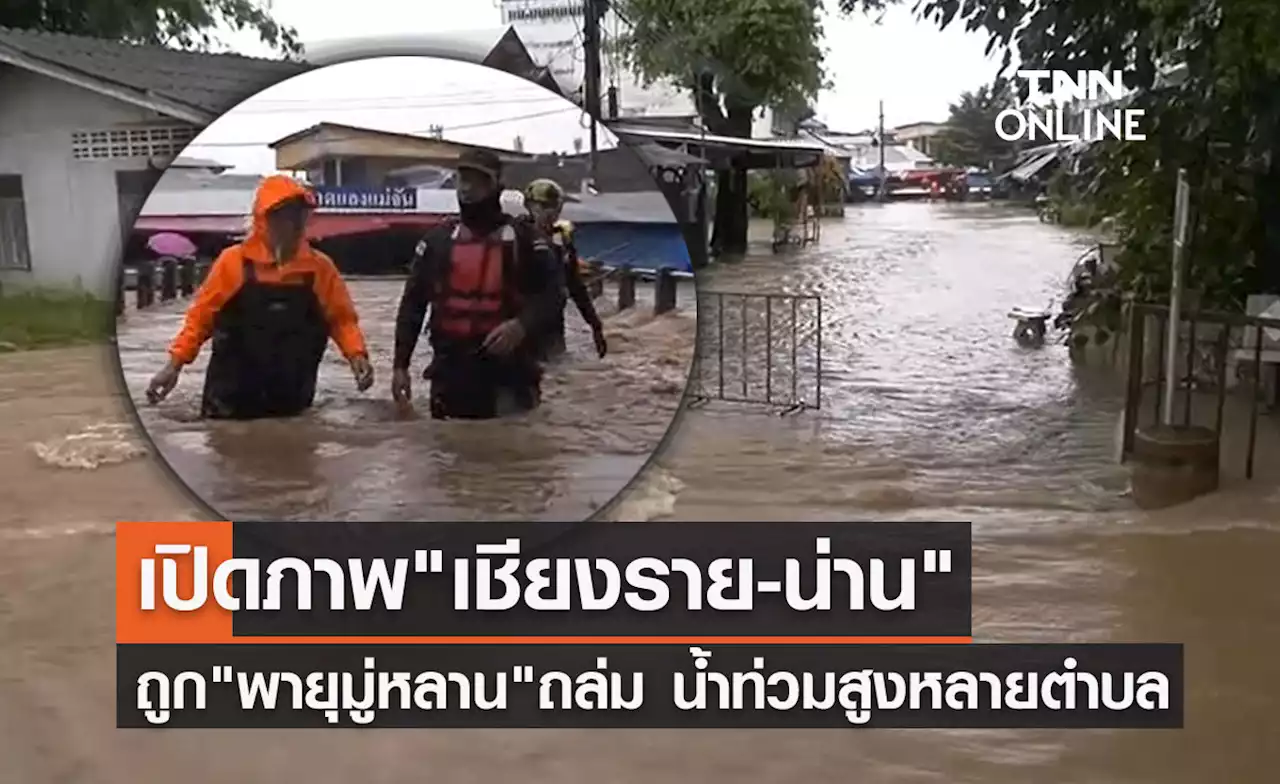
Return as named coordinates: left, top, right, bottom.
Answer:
left=168, top=175, right=367, bottom=366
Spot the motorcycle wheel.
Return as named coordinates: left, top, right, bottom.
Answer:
left=1013, top=323, right=1046, bottom=348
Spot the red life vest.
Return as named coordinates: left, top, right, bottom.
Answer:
left=433, top=223, right=520, bottom=341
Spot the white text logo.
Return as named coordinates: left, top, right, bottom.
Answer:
left=995, top=70, right=1146, bottom=143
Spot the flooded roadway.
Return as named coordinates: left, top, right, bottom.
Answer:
left=2, top=202, right=1279, bottom=782
left=627, top=202, right=1280, bottom=780
left=114, top=278, right=694, bottom=522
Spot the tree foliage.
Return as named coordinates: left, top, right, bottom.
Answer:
left=838, top=0, right=1280, bottom=317
left=1, top=0, right=300, bottom=56
left=611, top=0, right=827, bottom=255
left=612, top=0, right=827, bottom=132
left=930, top=80, right=1017, bottom=169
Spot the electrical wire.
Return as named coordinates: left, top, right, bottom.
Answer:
left=183, top=106, right=582, bottom=148
left=231, top=95, right=566, bottom=115
left=236, top=86, right=534, bottom=107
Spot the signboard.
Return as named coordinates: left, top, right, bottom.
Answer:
left=313, top=187, right=417, bottom=211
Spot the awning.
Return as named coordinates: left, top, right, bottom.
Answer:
left=133, top=216, right=245, bottom=234
left=632, top=143, right=707, bottom=168
left=133, top=213, right=449, bottom=240
left=610, top=125, right=827, bottom=170
left=1003, top=151, right=1061, bottom=183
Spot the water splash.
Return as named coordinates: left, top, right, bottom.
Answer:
left=603, top=465, right=685, bottom=521
left=30, top=422, right=148, bottom=470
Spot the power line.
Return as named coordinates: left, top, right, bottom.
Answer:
left=184, top=106, right=583, bottom=148
left=231, top=95, right=566, bottom=115
left=448, top=106, right=581, bottom=131
left=240, top=86, right=528, bottom=106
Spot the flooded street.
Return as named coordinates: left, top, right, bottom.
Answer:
left=663, top=202, right=1135, bottom=519
left=638, top=202, right=1280, bottom=780
left=2, top=202, right=1279, bottom=782
left=114, top=278, right=693, bottom=521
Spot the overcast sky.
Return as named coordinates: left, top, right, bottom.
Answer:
left=190, top=0, right=1001, bottom=173
left=185, top=57, right=608, bottom=172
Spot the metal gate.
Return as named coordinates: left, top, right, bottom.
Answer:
left=687, top=290, right=822, bottom=414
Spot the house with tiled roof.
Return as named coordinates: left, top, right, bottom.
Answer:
left=0, top=26, right=306, bottom=295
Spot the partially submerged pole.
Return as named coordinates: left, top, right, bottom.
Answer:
left=876, top=100, right=887, bottom=202
left=1161, top=168, right=1191, bottom=425
left=1131, top=168, right=1220, bottom=509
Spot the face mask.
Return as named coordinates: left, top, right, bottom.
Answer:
left=458, top=193, right=503, bottom=231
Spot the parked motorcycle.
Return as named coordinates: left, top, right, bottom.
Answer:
left=1009, top=306, right=1054, bottom=348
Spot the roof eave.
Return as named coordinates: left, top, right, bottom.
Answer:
left=0, top=44, right=214, bottom=125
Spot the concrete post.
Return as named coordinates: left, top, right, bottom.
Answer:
left=654, top=267, right=677, bottom=315
left=159, top=258, right=177, bottom=301
left=1129, top=424, right=1221, bottom=509
left=136, top=260, right=154, bottom=309
left=617, top=267, right=636, bottom=311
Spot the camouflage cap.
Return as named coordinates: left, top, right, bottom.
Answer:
left=524, top=178, right=565, bottom=206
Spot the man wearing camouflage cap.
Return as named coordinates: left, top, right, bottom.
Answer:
left=391, top=149, right=561, bottom=419
left=521, top=178, right=607, bottom=360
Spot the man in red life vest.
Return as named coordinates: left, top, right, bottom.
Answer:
left=390, top=149, right=560, bottom=419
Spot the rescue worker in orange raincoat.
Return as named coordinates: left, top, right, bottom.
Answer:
left=145, top=175, right=374, bottom=418
left=390, top=149, right=561, bottom=419
left=519, top=178, right=607, bottom=361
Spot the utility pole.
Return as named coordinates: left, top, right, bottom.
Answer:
left=582, top=0, right=604, bottom=183
left=877, top=100, right=887, bottom=202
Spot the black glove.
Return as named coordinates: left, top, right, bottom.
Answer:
left=591, top=324, right=607, bottom=358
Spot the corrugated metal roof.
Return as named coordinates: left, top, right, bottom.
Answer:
left=1003, top=150, right=1061, bottom=183
left=267, top=122, right=534, bottom=161
left=610, top=124, right=827, bottom=153
left=0, top=26, right=306, bottom=119
left=564, top=192, right=676, bottom=224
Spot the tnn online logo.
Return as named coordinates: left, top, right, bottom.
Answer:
left=995, top=70, right=1146, bottom=143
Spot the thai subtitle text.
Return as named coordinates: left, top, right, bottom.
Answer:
left=133, top=648, right=1172, bottom=726
left=138, top=539, right=955, bottom=613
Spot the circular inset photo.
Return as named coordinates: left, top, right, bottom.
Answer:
left=114, top=54, right=698, bottom=522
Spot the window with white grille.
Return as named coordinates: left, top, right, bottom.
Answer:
left=71, top=125, right=198, bottom=162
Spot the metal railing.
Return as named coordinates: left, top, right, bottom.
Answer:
left=686, top=291, right=822, bottom=414
left=1120, top=301, right=1280, bottom=478
left=586, top=263, right=693, bottom=317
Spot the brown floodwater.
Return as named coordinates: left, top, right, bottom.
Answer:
left=1, top=202, right=1278, bottom=782
left=113, top=278, right=694, bottom=521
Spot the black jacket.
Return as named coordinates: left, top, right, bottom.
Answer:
left=552, top=220, right=602, bottom=331
left=515, top=216, right=602, bottom=331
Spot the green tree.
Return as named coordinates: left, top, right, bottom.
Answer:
left=838, top=0, right=1280, bottom=315
left=612, top=0, right=827, bottom=256
left=1, top=0, right=299, bottom=56
left=931, top=80, right=1017, bottom=170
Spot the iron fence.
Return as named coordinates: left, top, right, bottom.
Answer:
left=1121, top=300, right=1280, bottom=479
left=687, top=290, right=823, bottom=414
